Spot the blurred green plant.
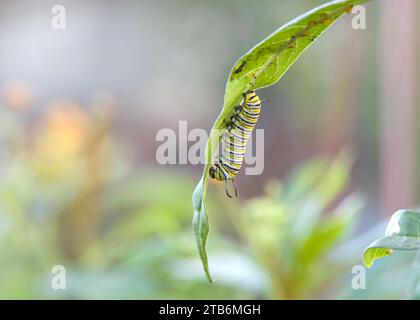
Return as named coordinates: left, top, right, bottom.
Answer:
left=193, top=0, right=370, bottom=281
left=0, top=104, right=245, bottom=299
left=362, top=210, right=420, bottom=300
left=0, top=102, right=413, bottom=299
left=363, top=210, right=420, bottom=269
left=228, top=152, right=364, bottom=299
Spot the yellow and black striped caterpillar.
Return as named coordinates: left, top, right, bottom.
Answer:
left=209, top=90, right=262, bottom=197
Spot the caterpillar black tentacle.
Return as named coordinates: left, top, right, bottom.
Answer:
left=209, top=90, right=262, bottom=198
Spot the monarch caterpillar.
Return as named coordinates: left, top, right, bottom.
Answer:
left=209, top=90, right=262, bottom=198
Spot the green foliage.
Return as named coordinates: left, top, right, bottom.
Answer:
left=363, top=210, right=420, bottom=268
left=192, top=0, right=370, bottom=281
left=234, top=154, right=363, bottom=299
left=192, top=181, right=212, bottom=282
left=1, top=102, right=413, bottom=299
left=0, top=106, right=242, bottom=299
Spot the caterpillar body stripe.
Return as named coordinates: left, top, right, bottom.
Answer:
left=209, top=90, right=262, bottom=197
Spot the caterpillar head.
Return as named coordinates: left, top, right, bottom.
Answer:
left=209, top=165, right=216, bottom=179
left=209, top=165, right=224, bottom=181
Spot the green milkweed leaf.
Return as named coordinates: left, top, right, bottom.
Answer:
left=192, top=0, right=370, bottom=281
left=363, top=210, right=420, bottom=268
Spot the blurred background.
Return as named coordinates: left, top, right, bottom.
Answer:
left=0, top=0, right=418, bottom=299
